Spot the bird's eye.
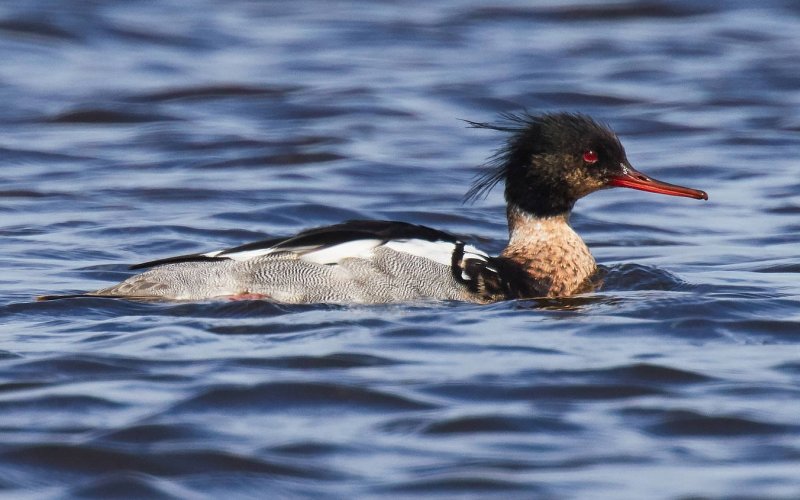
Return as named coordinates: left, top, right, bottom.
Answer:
left=583, top=150, right=598, bottom=164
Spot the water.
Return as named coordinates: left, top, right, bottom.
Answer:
left=1, top=1, right=799, bottom=498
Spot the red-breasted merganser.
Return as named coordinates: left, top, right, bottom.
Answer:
left=40, top=112, right=707, bottom=303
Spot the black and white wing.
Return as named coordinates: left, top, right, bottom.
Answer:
left=130, top=220, right=503, bottom=293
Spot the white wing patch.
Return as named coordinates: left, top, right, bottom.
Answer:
left=202, top=248, right=282, bottom=261
left=203, top=239, right=383, bottom=264
left=200, top=237, right=491, bottom=270
left=383, top=239, right=459, bottom=266
left=298, top=239, right=382, bottom=264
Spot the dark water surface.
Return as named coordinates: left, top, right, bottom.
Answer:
left=2, top=1, right=799, bottom=498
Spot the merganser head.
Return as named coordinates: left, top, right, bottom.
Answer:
left=466, top=112, right=707, bottom=217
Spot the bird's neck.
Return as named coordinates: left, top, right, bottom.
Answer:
left=500, top=204, right=597, bottom=297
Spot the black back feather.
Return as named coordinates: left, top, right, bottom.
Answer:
left=130, top=220, right=463, bottom=270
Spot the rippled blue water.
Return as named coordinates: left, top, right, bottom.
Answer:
left=1, top=1, right=799, bottom=498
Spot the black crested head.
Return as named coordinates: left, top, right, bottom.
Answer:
left=465, top=112, right=628, bottom=217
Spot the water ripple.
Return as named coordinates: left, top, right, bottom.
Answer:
left=1, top=0, right=799, bottom=498
left=172, top=381, right=436, bottom=413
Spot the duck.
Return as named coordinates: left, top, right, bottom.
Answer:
left=40, top=112, right=707, bottom=303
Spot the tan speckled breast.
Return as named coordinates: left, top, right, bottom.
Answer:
left=500, top=206, right=597, bottom=298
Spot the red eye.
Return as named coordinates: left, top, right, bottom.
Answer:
left=583, top=150, right=598, bottom=164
